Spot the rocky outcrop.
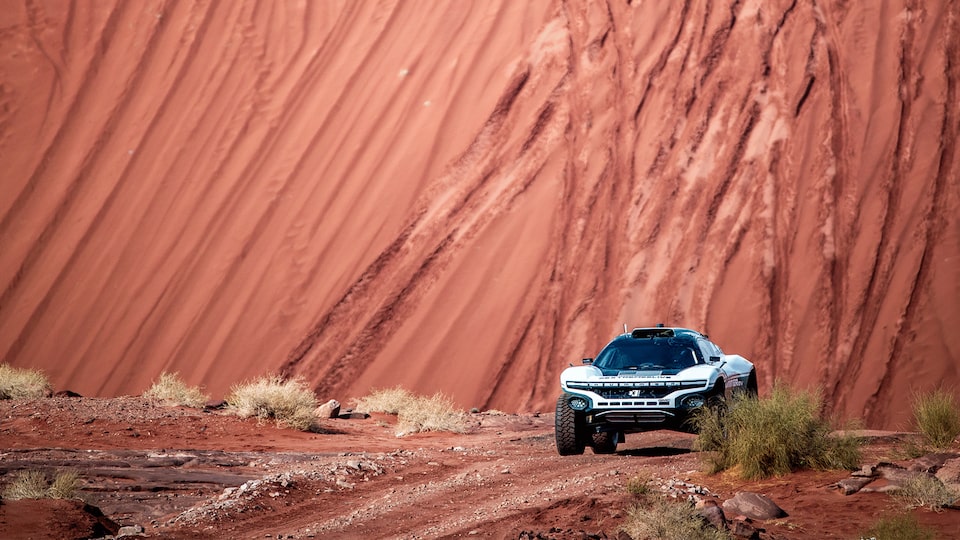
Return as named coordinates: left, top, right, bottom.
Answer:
left=0, top=499, right=119, bottom=540
left=831, top=453, right=960, bottom=505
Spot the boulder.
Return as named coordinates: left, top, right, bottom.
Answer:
left=315, top=399, right=341, bottom=419
left=722, top=492, right=787, bottom=520
left=935, top=457, right=960, bottom=491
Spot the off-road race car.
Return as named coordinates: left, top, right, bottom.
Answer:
left=555, top=326, right=756, bottom=455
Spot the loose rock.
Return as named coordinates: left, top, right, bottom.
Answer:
left=698, top=502, right=726, bottom=530
left=315, top=399, right=341, bottom=419
left=722, top=492, right=787, bottom=520
left=835, top=477, right=874, bottom=495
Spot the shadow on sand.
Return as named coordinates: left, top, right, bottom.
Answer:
left=617, top=446, right=692, bottom=457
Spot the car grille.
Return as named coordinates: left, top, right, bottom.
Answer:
left=593, top=387, right=671, bottom=399
left=596, top=410, right=671, bottom=424
left=566, top=380, right=707, bottom=399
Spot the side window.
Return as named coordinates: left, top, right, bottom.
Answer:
left=698, top=338, right=722, bottom=361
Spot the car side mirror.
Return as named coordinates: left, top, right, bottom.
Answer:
left=709, top=355, right=721, bottom=363
left=582, top=358, right=594, bottom=365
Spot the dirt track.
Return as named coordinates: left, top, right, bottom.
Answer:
left=1, top=397, right=958, bottom=539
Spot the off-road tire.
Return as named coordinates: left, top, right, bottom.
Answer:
left=591, top=431, right=619, bottom=454
left=746, top=370, right=759, bottom=399
left=555, top=395, right=586, bottom=455
left=705, top=387, right=728, bottom=439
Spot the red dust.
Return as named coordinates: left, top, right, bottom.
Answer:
left=0, top=397, right=958, bottom=539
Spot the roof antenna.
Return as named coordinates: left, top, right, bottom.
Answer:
left=623, top=323, right=628, bottom=333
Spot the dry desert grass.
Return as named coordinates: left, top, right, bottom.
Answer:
left=142, top=372, right=209, bottom=408
left=3, top=470, right=81, bottom=501
left=354, top=386, right=470, bottom=437
left=0, top=364, right=52, bottom=400
left=621, top=495, right=730, bottom=540
left=225, top=375, right=318, bottom=431
left=912, top=388, right=960, bottom=450
left=858, top=513, right=936, bottom=540
left=894, top=473, right=959, bottom=511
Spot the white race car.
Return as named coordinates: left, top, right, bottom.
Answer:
left=556, top=326, right=756, bottom=455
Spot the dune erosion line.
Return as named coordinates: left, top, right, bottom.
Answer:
left=0, top=1, right=957, bottom=428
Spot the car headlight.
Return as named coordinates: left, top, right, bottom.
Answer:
left=568, top=397, right=588, bottom=411
left=681, top=394, right=705, bottom=408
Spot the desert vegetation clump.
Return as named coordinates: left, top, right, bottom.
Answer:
left=143, top=372, right=209, bottom=408
left=624, top=474, right=653, bottom=497
left=3, top=470, right=81, bottom=500
left=0, top=364, right=52, bottom=400
left=912, top=388, right=960, bottom=449
left=225, top=375, right=317, bottom=431
left=693, top=383, right=862, bottom=479
left=621, top=495, right=730, bottom=540
left=354, top=386, right=470, bottom=437
left=895, top=473, right=959, bottom=511
left=858, top=513, right=936, bottom=540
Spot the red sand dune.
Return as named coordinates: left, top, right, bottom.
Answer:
left=1, top=1, right=957, bottom=429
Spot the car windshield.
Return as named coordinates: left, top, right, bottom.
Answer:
left=594, top=339, right=699, bottom=372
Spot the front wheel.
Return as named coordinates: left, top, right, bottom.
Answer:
left=591, top=431, right=620, bottom=454
left=555, top=395, right=586, bottom=455
left=705, top=392, right=728, bottom=440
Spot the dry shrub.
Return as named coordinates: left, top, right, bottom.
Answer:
left=694, top=383, right=862, bottom=479
left=354, top=386, right=470, bottom=437
left=3, top=470, right=49, bottom=500
left=353, top=386, right=417, bottom=415
left=859, top=513, right=935, bottom=540
left=143, top=372, right=209, bottom=408
left=895, top=474, right=959, bottom=511
left=625, top=474, right=653, bottom=497
left=621, top=496, right=730, bottom=540
left=226, top=375, right=317, bottom=431
left=0, top=364, right=52, bottom=400
left=3, top=470, right=80, bottom=500
left=48, top=470, right=81, bottom=499
left=912, top=389, right=960, bottom=449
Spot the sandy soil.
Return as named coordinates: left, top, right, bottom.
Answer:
left=1, top=396, right=958, bottom=539
left=0, top=1, right=958, bottom=436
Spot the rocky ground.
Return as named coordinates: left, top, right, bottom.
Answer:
left=0, top=397, right=958, bottom=539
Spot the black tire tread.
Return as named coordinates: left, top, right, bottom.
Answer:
left=591, top=431, right=618, bottom=454
left=555, top=395, right=585, bottom=455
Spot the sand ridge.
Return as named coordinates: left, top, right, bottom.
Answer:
left=0, top=1, right=958, bottom=429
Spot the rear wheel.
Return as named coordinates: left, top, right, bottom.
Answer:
left=746, top=370, right=759, bottom=399
left=555, top=395, right=586, bottom=455
left=591, top=431, right=620, bottom=454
